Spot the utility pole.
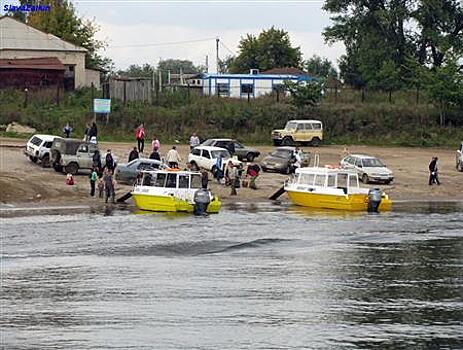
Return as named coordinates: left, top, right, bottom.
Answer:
left=205, top=55, right=209, bottom=73
left=216, top=37, right=220, bottom=73
left=158, top=69, right=162, bottom=93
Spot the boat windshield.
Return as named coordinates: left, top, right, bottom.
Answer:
left=363, top=158, right=384, bottom=167
left=191, top=174, right=201, bottom=188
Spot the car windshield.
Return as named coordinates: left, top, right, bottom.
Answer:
left=271, top=150, right=291, bottom=159
left=202, top=139, right=214, bottom=146
left=362, top=158, right=385, bottom=167
left=285, top=122, right=298, bottom=131
left=211, top=150, right=230, bottom=158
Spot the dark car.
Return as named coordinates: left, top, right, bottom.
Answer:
left=201, top=139, right=260, bottom=162
left=261, top=147, right=311, bottom=174
left=115, top=158, right=164, bottom=184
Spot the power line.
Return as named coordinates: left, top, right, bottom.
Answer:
left=109, top=37, right=216, bottom=49
left=76, top=1, right=323, bottom=3
left=219, top=41, right=235, bottom=56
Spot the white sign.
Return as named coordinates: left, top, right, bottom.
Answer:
left=93, top=99, right=111, bottom=113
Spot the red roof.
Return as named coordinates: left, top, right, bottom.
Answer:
left=262, top=67, right=309, bottom=76
left=0, top=57, right=65, bottom=70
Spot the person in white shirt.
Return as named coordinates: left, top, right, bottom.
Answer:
left=166, top=146, right=182, bottom=168
left=189, top=132, right=200, bottom=151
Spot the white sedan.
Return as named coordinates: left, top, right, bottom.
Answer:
left=340, top=154, right=394, bottom=184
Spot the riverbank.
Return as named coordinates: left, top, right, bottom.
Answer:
left=1, top=137, right=462, bottom=206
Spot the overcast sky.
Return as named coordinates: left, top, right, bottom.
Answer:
left=4, top=0, right=345, bottom=71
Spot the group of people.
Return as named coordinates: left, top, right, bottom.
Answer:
left=212, top=156, right=261, bottom=196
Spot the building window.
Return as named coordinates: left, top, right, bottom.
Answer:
left=217, top=83, right=229, bottom=97
left=241, top=83, right=254, bottom=95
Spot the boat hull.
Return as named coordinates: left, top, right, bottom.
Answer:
left=132, top=193, right=221, bottom=213
left=286, top=190, right=392, bottom=212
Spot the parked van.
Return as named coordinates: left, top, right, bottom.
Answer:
left=271, top=119, right=323, bottom=146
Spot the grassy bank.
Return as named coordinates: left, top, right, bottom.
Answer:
left=0, top=88, right=462, bottom=147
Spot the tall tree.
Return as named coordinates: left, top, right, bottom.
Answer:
left=305, top=55, right=338, bottom=78
left=229, top=27, right=302, bottom=73
left=157, top=59, right=202, bottom=74
left=16, top=0, right=112, bottom=72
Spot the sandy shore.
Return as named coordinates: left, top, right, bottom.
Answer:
left=1, top=137, right=462, bottom=207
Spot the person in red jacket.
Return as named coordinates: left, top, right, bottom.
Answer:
left=135, top=123, right=145, bottom=153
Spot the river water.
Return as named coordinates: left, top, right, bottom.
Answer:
left=1, top=202, right=463, bottom=349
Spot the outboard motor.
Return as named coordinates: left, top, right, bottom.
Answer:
left=367, top=188, right=382, bottom=213
left=194, top=188, right=211, bottom=216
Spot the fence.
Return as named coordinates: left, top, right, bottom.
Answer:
left=109, top=77, right=153, bottom=104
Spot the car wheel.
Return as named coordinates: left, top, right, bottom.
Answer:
left=65, top=162, right=79, bottom=175
left=41, top=154, right=50, bottom=168
left=211, top=165, right=217, bottom=176
left=29, top=156, right=38, bottom=163
left=282, top=137, right=293, bottom=146
left=362, top=174, right=369, bottom=184
left=311, top=137, right=321, bottom=147
left=246, top=153, right=255, bottom=162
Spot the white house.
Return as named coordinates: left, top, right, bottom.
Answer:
left=0, top=16, right=99, bottom=89
left=201, top=68, right=316, bottom=98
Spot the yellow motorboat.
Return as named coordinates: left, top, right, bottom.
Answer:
left=131, top=169, right=221, bottom=213
left=284, top=166, right=392, bottom=212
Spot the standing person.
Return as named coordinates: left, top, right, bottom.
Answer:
left=88, top=122, right=98, bottom=142
left=428, top=156, right=441, bottom=185
left=83, top=123, right=90, bottom=141
left=97, top=174, right=104, bottom=198
left=189, top=132, right=200, bottom=151
left=149, top=149, right=161, bottom=161
left=151, top=135, right=161, bottom=152
left=226, top=140, right=236, bottom=156
left=128, top=147, right=139, bottom=162
left=89, top=167, right=97, bottom=196
left=103, top=169, right=116, bottom=203
left=105, top=149, right=115, bottom=172
left=63, top=123, right=72, bottom=138
left=135, top=123, right=145, bottom=153
left=246, top=162, right=261, bottom=190
left=291, top=147, right=302, bottom=173
left=200, top=169, right=209, bottom=189
left=93, top=150, right=102, bottom=175
left=229, top=162, right=238, bottom=196
left=166, top=146, right=182, bottom=168
left=215, top=155, right=224, bottom=183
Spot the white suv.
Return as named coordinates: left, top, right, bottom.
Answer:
left=187, top=146, right=242, bottom=172
left=25, top=134, right=60, bottom=168
left=340, top=154, right=394, bottom=184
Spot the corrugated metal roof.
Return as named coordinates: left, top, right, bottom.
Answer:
left=0, top=57, right=65, bottom=70
left=0, top=16, right=87, bottom=52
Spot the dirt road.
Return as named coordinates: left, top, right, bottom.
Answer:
left=1, top=137, right=462, bottom=206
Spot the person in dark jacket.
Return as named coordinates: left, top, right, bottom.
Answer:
left=89, top=122, right=98, bottom=140
left=149, top=150, right=161, bottom=161
left=93, top=150, right=102, bottom=174
left=103, top=169, right=115, bottom=203
left=226, top=140, right=235, bottom=155
left=201, top=169, right=209, bottom=189
left=428, top=156, right=440, bottom=185
left=105, top=149, right=115, bottom=171
left=128, top=147, right=139, bottom=162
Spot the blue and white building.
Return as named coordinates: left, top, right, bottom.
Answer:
left=199, top=69, right=316, bottom=99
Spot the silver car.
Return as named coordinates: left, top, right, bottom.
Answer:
left=115, top=158, right=164, bottom=184
left=340, top=154, right=394, bottom=184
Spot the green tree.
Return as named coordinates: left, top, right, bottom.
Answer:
left=229, top=27, right=302, bottom=73
left=372, top=59, right=403, bottom=102
left=157, top=59, right=201, bottom=74
left=20, top=0, right=112, bottom=72
left=305, top=55, right=338, bottom=78
left=284, top=81, right=322, bottom=109
left=117, top=64, right=155, bottom=78
left=419, top=58, right=463, bottom=125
